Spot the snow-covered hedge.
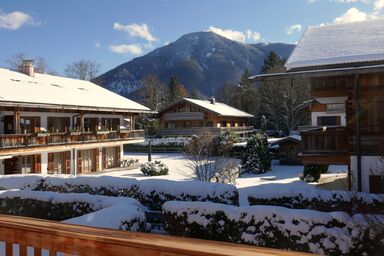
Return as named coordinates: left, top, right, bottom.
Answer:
left=0, top=175, right=239, bottom=211
left=163, top=201, right=384, bottom=255
left=135, top=137, right=190, bottom=146
left=247, top=185, right=384, bottom=215
left=0, top=189, right=147, bottom=231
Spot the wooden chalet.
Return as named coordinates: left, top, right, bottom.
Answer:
left=157, top=97, right=254, bottom=136
left=0, top=60, right=151, bottom=175
left=269, top=135, right=302, bottom=165
left=251, top=19, right=384, bottom=193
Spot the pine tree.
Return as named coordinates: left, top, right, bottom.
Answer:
left=168, top=76, right=188, bottom=103
left=260, top=51, right=284, bottom=74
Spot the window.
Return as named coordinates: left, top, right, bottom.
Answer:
left=369, top=175, right=384, bottom=194
left=47, top=117, right=70, bottom=133
left=101, top=118, right=120, bottom=131
left=20, top=156, right=33, bottom=174
left=48, top=151, right=70, bottom=174
left=105, top=147, right=116, bottom=169
left=317, top=116, right=341, bottom=126
left=20, top=116, right=40, bottom=133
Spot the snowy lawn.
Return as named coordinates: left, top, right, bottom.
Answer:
left=104, top=153, right=347, bottom=206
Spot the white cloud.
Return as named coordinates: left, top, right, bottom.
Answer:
left=374, top=0, right=384, bottom=12
left=207, top=26, right=261, bottom=43
left=246, top=29, right=261, bottom=41
left=95, top=41, right=101, bottom=48
left=113, top=22, right=157, bottom=42
left=333, top=7, right=371, bottom=23
left=208, top=26, right=246, bottom=42
left=0, top=9, right=38, bottom=30
left=109, top=44, right=143, bottom=55
left=285, top=24, right=302, bottom=35
left=334, top=0, right=369, bottom=3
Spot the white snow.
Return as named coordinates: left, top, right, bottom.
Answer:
left=285, top=19, right=384, bottom=70
left=135, top=137, right=190, bottom=146
left=0, top=68, right=150, bottom=112
left=181, top=98, right=254, bottom=117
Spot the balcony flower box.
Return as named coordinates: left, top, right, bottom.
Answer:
left=96, top=130, right=110, bottom=135
left=36, top=132, right=49, bottom=137
left=69, top=131, right=82, bottom=136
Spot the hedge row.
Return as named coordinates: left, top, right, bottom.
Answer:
left=247, top=184, right=384, bottom=215
left=163, top=201, right=384, bottom=255
left=0, top=189, right=147, bottom=232
left=0, top=175, right=239, bottom=211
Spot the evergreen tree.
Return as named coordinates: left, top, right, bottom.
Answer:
left=239, top=69, right=252, bottom=87
left=242, top=132, right=272, bottom=174
left=168, top=76, right=188, bottom=103
left=260, top=51, right=284, bottom=74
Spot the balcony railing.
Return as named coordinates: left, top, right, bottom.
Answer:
left=158, top=126, right=255, bottom=136
left=0, top=130, right=144, bottom=149
left=0, top=214, right=307, bottom=256
left=301, top=126, right=348, bottom=155
left=163, top=112, right=205, bottom=121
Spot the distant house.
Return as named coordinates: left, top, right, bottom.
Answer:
left=0, top=60, right=150, bottom=175
left=268, top=135, right=302, bottom=165
left=251, top=19, right=384, bottom=193
left=157, top=97, right=254, bottom=136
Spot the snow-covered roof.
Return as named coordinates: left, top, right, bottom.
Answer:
left=0, top=68, right=151, bottom=113
left=182, top=98, right=254, bottom=117
left=268, top=135, right=301, bottom=146
left=285, top=19, right=384, bottom=71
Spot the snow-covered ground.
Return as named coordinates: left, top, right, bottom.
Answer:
left=105, top=153, right=347, bottom=206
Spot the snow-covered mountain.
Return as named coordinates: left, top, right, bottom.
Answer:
left=93, top=31, right=294, bottom=97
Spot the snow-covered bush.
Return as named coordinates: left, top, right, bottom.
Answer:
left=213, top=159, right=240, bottom=185
left=140, top=161, right=169, bottom=176
left=0, top=190, right=147, bottom=231
left=136, top=137, right=190, bottom=147
left=300, top=164, right=322, bottom=182
left=319, top=164, right=329, bottom=174
left=163, top=201, right=384, bottom=255
left=241, top=132, right=272, bottom=174
left=211, top=129, right=239, bottom=157
left=247, top=184, right=384, bottom=215
left=18, top=176, right=239, bottom=211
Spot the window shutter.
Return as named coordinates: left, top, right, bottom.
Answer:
left=102, top=148, right=106, bottom=170
left=35, top=154, right=41, bottom=173
left=65, top=151, right=71, bottom=174
left=77, top=150, right=82, bottom=174
left=48, top=153, right=54, bottom=174
left=115, top=146, right=121, bottom=167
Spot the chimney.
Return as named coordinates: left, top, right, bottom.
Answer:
left=210, top=97, right=216, bottom=104
left=19, top=59, right=35, bottom=77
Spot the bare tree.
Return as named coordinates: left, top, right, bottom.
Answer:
left=64, top=59, right=101, bottom=80
left=184, top=131, right=239, bottom=183
left=139, top=75, right=169, bottom=111
left=5, top=53, right=55, bottom=74
left=259, top=66, right=310, bottom=133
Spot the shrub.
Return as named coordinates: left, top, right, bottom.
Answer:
left=319, top=164, right=329, bottom=174
left=140, top=161, right=169, bottom=176
left=247, top=185, right=384, bottom=215
left=211, top=129, right=239, bottom=157
left=242, top=132, right=272, bottom=174
left=300, top=164, right=322, bottom=182
left=27, top=176, right=239, bottom=211
left=163, top=201, right=383, bottom=256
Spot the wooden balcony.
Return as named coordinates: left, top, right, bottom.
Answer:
left=158, top=126, right=255, bottom=136
left=0, top=214, right=308, bottom=256
left=300, top=126, right=349, bottom=164
left=163, top=112, right=205, bottom=121
left=0, top=130, right=144, bottom=151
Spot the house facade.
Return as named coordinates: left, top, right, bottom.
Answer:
left=252, top=19, right=384, bottom=193
left=157, top=97, right=254, bottom=136
left=0, top=60, right=151, bottom=175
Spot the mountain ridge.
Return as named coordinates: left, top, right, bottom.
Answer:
left=93, top=31, right=295, bottom=97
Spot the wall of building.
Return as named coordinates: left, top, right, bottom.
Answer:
left=350, top=155, right=384, bottom=193
left=0, top=111, right=126, bottom=133
left=0, top=159, right=4, bottom=175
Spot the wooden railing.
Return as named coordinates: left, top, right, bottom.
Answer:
left=163, top=112, right=205, bottom=121
left=158, top=126, right=254, bottom=136
left=301, top=126, right=348, bottom=154
left=0, top=130, right=145, bottom=149
left=0, top=214, right=308, bottom=256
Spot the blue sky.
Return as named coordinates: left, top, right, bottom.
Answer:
left=0, top=0, right=383, bottom=74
